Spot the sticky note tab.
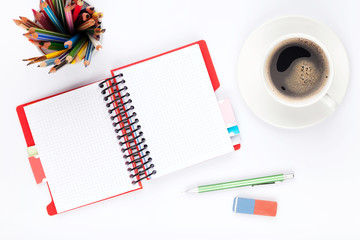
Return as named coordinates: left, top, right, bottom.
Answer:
left=27, top=146, right=38, bottom=157
left=28, top=156, right=46, bottom=184
left=218, top=99, right=241, bottom=149
left=218, top=99, right=237, bottom=128
left=227, top=125, right=240, bottom=136
left=233, top=197, right=277, bottom=217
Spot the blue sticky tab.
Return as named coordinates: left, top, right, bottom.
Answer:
left=233, top=197, right=255, bottom=214
left=227, top=125, right=240, bottom=136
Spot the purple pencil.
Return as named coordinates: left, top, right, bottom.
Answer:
left=54, top=49, right=71, bottom=65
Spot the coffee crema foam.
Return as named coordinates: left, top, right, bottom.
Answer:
left=265, top=38, right=330, bottom=102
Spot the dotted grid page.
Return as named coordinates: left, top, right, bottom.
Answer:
left=113, top=44, right=234, bottom=178
left=24, top=82, right=139, bottom=213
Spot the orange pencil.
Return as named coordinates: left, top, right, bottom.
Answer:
left=19, top=16, right=43, bottom=29
left=76, top=19, right=95, bottom=31
left=13, top=19, right=29, bottom=30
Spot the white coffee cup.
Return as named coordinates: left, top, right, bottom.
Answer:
left=261, top=33, right=337, bottom=109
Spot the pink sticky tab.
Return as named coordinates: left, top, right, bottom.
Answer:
left=29, top=156, right=46, bottom=184
left=218, top=99, right=237, bottom=128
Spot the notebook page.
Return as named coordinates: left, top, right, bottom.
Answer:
left=113, top=44, right=234, bottom=178
left=24, top=83, right=139, bottom=213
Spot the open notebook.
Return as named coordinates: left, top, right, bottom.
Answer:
left=17, top=40, right=241, bottom=215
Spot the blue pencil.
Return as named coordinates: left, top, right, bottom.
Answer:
left=84, top=41, right=94, bottom=67
left=64, top=33, right=82, bottom=49
left=38, top=58, right=56, bottom=68
left=40, top=1, right=66, bottom=34
left=24, top=32, right=69, bottom=42
left=33, top=32, right=69, bottom=41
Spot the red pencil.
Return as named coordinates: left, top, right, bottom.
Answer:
left=32, top=9, right=56, bottom=31
left=72, top=0, right=83, bottom=22
left=39, top=1, right=53, bottom=26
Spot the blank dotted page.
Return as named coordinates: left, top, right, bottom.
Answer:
left=113, top=44, right=234, bottom=178
left=24, top=83, right=139, bottom=213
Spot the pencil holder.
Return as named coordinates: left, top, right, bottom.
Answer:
left=14, top=0, right=104, bottom=73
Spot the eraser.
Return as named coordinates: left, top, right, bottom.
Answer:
left=232, top=197, right=277, bottom=217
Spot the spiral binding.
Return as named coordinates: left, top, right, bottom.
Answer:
left=99, top=74, right=156, bottom=184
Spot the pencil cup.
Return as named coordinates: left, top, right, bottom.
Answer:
left=15, top=0, right=105, bottom=73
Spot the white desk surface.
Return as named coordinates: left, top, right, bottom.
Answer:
left=1, top=0, right=359, bottom=239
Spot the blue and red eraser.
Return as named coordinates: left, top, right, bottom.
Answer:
left=233, top=197, right=277, bottom=217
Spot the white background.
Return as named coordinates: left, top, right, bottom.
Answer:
left=1, top=0, right=359, bottom=239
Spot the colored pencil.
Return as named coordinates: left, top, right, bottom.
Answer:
left=40, top=1, right=66, bottom=33
left=49, top=59, right=69, bottom=73
left=95, top=20, right=101, bottom=27
left=34, top=41, right=65, bottom=50
left=76, top=19, right=95, bottom=31
left=64, top=5, right=74, bottom=34
left=39, top=10, right=53, bottom=29
left=66, top=35, right=87, bottom=62
left=38, top=58, right=56, bottom=67
left=80, top=6, right=95, bottom=15
left=16, top=0, right=104, bottom=73
left=32, top=9, right=56, bottom=31
left=46, top=0, right=56, bottom=13
left=23, top=49, right=67, bottom=65
left=27, top=27, right=71, bottom=38
left=13, top=19, right=29, bottom=30
left=86, top=28, right=106, bottom=34
left=19, top=16, right=43, bottom=29
left=69, top=0, right=76, bottom=10
left=92, top=33, right=100, bottom=40
left=76, top=13, right=90, bottom=24
left=64, top=33, right=81, bottom=49
left=87, top=32, right=102, bottom=50
left=74, top=40, right=88, bottom=62
left=72, top=0, right=83, bottom=22
left=54, top=0, right=66, bottom=29
left=84, top=40, right=94, bottom=67
left=91, top=12, right=103, bottom=20
left=54, top=49, right=71, bottom=64
left=24, top=32, right=69, bottom=42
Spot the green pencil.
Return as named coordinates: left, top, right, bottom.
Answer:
left=27, top=27, right=71, bottom=38
left=55, top=0, right=66, bottom=29
left=65, top=35, right=87, bottom=62
left=38, top=41, right=65, bottom=50
left=186, top=173, right=294, bottom=193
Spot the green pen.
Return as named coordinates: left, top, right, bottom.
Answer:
left=185, top=173, right=294, bottom=193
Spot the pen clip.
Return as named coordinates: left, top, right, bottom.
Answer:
left=252, top=181, right=281, bottom=187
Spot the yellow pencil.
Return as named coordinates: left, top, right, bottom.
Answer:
left=74, top=41, right=88, bottom=63
left=23, top=49, right=68, bottom=65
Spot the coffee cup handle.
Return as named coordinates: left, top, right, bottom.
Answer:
left=321, top=93, right=338, bottom=111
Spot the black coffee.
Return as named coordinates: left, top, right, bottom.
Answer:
left=265, top=38, right=329, bottom=101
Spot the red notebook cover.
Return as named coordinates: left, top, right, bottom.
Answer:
left=17, top=40, right=238, bottom=215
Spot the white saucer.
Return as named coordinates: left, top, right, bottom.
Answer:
left=237, top=16, right=350, bottom=129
